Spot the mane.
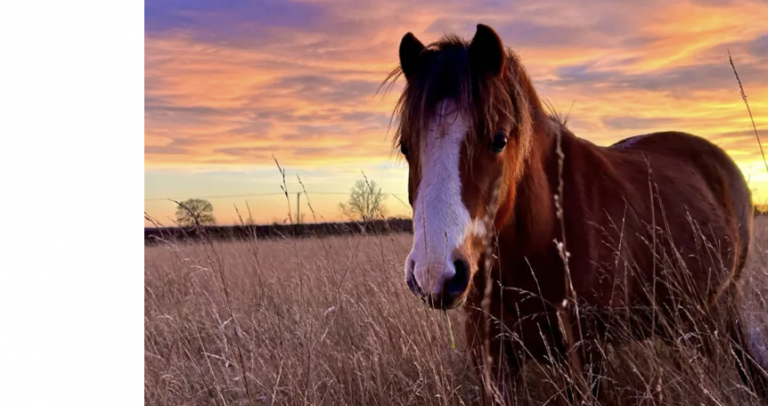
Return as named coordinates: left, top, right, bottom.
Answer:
left=541, top=98, right=573, bottom=128
left=381, top=34, right=559, bottom=177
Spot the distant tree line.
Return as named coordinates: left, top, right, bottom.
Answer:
left=168, top=175, right=393, bottom=228
left=168, top=183, right=768, bottom=230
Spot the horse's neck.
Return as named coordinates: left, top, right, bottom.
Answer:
left=501, top=117, right=561, bottom=254
left=474, top=118, right=566, bottom=307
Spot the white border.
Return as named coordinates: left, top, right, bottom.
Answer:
left=0, top=1, right=143, bottom=404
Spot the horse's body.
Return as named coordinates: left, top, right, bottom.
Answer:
left=390, top=24, right=767, bottom=403
left=465, top=128, right=754, bottom=387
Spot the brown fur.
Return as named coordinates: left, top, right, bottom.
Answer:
left=388, top=24, right=765, bottom=404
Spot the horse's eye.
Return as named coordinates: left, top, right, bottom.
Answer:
left=490, top=131, right=507, bottom=153
left=400, top=142, right=409, bottom=157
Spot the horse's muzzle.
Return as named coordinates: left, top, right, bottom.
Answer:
left=406, top=257, right=471, bottom=310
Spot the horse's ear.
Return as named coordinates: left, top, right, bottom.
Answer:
left=399, top=32, right=425, bottom=80
left=468, top=24, right=506, bottom=77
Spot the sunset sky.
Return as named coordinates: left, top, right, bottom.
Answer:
left=145, top=0, right=768, bottom=227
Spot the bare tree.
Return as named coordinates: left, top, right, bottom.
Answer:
left=339, top=178, right=387, bottom=222
left=175, top=198, right=216, bottom=227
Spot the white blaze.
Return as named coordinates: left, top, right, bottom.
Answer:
left=405, top=100, right=472, bottom=295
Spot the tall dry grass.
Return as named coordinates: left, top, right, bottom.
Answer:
left=145, top=217, right=768, bottom=406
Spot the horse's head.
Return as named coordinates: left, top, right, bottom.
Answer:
left=392, top=24, right=538, bottom=309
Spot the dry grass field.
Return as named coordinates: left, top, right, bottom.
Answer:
left=145, top=217, right=768, bottom=406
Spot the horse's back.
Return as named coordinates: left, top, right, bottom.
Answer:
left=607, top=131, right=752, bottom=292
left=609, top=130, right=752, bottom=240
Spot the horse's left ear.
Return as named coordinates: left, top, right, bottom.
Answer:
left=468, top=24, right=506, bottom=77
left=399, top=32, right=426, bottom=80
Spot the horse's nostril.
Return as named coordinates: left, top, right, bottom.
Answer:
left=407, top=267, right=423, bottom=296
left=445, top=258, right=471, bottom=297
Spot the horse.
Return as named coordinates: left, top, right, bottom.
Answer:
left=386, top=23, right=768, bottom=404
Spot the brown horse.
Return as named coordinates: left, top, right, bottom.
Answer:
left=388, top=24, right=767, bottom=404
